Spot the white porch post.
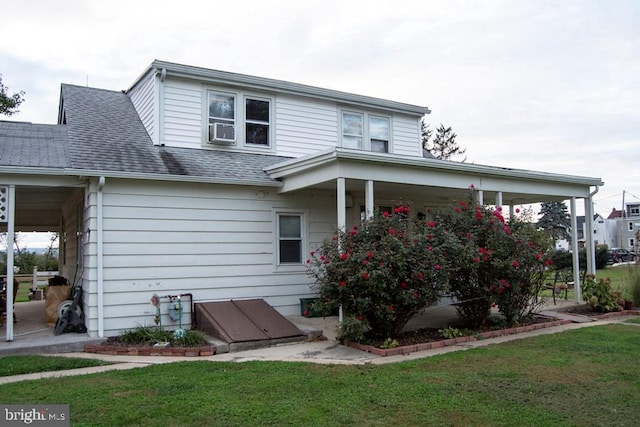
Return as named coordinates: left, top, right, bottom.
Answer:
left=570, top=198, right=581, bottom=302
left=337, top=178, right=346, bottom=232
left=496, top=191, right=503, bottom=208
left=477, top=190, right=484, bottom=205
left=365, top=180, right=374, bottom=220
left=336, top=178, right=346, bottom=323
left=584, top=196, right=596, bottom=276
left=5, top=185, right=16, bottom=341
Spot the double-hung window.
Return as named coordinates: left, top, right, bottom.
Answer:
left=277, top=213, right=303, bottom=264
left=208, top=92, right=236, bottom=143
left=245, top=98, right=270, bottom=146
left=342, top=112, right=364, bottom=149
left=207, top=91, right=272, bottom=148
left=341, top=111, right=390, bottom=153
left=369, top=116, right=390, bottom=153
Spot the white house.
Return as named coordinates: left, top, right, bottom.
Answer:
left=0, top=60, right=604, bottom=340
left=606, top=203, right=640, bottom=252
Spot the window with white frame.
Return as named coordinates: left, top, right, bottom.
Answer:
left=341, top=111, right=390, bottom=153
left=629, top=238, right=635, bottom=248
left=207, top=91, right=273, bottom=148
left=629, top=221, right=634, bottom=231
left=245, top=97, right=270, bottom=146
left=208, top=92, right=236, bottom=143
left=630, top=206, right=640, bottom=216
left=277, top=213, right=303, bottom=264
left=342, top=112, right=363, bottom=149
left=369, top=116, right=390, bottom=153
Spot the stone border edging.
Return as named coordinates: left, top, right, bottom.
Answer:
left=84, top=344, right=216, bottom=357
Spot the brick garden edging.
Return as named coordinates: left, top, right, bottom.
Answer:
left=346, top=309, right=640, bottom=357
left=84, top=344, right=216, bottom=357
left=587, top=309, right=640, bottom=320
left=346, top=318, right=572, bottom=357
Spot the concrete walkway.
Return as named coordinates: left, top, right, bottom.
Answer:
left=1, top=310, right=638, bottom=385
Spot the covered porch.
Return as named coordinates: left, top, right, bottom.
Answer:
left=0, top=178, right=87, bottom=342
left=266, top=148, right=605, bottom=301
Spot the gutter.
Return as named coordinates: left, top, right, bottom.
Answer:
left=0, top=166, right=283, bottom=188
left=97, top=176, right=105, bottom=337
left=265, top=148, right=605, bottom=187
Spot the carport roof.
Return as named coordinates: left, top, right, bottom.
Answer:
left=0, top=121, right=69, bottom=168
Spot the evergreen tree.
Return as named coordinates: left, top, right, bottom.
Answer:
left=537, top=201, right=571, bottom=242
left=421, top=120, right=466, bottom=161
left=0, top=75, right=25, bottom=116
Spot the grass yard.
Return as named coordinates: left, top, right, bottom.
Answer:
left=538, top=264, right=639, bottom=303
left=0, top=355, right=112, bottom=377
left=0, top=324, right=639, bottom=426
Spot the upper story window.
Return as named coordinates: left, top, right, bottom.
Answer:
left=630, top=206, right=640, bottom=216
left=245, top=98, right=270, bottom=146
left=369, top=116, right=390, bottom=153
left=208, top=92, right=236, bottom=143
left=341, top=111, right=390, bottom=153
left=207, top=90, right=272, bottom=149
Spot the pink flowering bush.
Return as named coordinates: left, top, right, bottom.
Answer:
left=434, top=199, right=552, bottom=326
left=308, top=196, right=552, bottom=342
left=307, top=205, right=448, bottom=340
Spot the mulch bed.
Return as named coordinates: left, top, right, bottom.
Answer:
left=349, top=308, right=640, bottom=357
left=84, top=336, right=215, bottom=357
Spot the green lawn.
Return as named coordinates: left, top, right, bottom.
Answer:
left=0, top=355, right=112, bottom=377
left=539, top=265, right=639, bottom=303
left=0, top=324, right=639, bottom=426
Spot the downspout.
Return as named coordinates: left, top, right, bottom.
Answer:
left=586, top=186, right=600, bottom=276
left=97, top=176, right=105, bottom=337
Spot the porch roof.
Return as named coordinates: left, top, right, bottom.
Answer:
left=265, top=148, right=604, bottom=205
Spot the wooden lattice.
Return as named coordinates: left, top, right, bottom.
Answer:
left=0, top=186, right=7, bottom=223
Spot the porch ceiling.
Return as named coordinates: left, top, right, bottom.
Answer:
left=0, top=186, right=76, bottom=232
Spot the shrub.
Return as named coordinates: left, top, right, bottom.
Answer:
left=435, top=199, right=552, bottom=327
left=582, top=275, right=623, bottom=312
left=118, top=326, right=207, bottom=347
left=552, top=246, right=609, bottom=272
left=308, top=197, right=553, bottom=341
left=307, top=205, right=448, bottom=341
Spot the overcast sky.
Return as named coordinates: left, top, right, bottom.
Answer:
left=2, top=0, right=639, bottom=247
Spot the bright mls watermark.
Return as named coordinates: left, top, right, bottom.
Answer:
left=1, top=405, right=69, bottom=426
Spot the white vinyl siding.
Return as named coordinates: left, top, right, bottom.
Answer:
left=82, top=179, right=335, bottom=336
left=392, top=114, right=423, bottom=156
left=135, top=76, right=424, bottom=157
left=127, top=71, right=156, bottom=143
left=275, top=95, right=338, bottom=157
left=163, top=81, right=203, bottom=148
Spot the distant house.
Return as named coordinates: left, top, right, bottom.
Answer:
left=557, top=213, right=610, bottom=251
left=0, top=60, right=604, bottom=339
left=607, top=204, right=640, bottom=252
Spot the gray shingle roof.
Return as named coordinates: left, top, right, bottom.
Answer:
left=0, top=85, right=289, bottom=186
left=61, top=84, right=289, bottom=184
left=0, top=121, right=69, bottom=168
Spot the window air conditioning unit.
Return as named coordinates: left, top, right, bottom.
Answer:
left=208, top=122, right=235, bottom=144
